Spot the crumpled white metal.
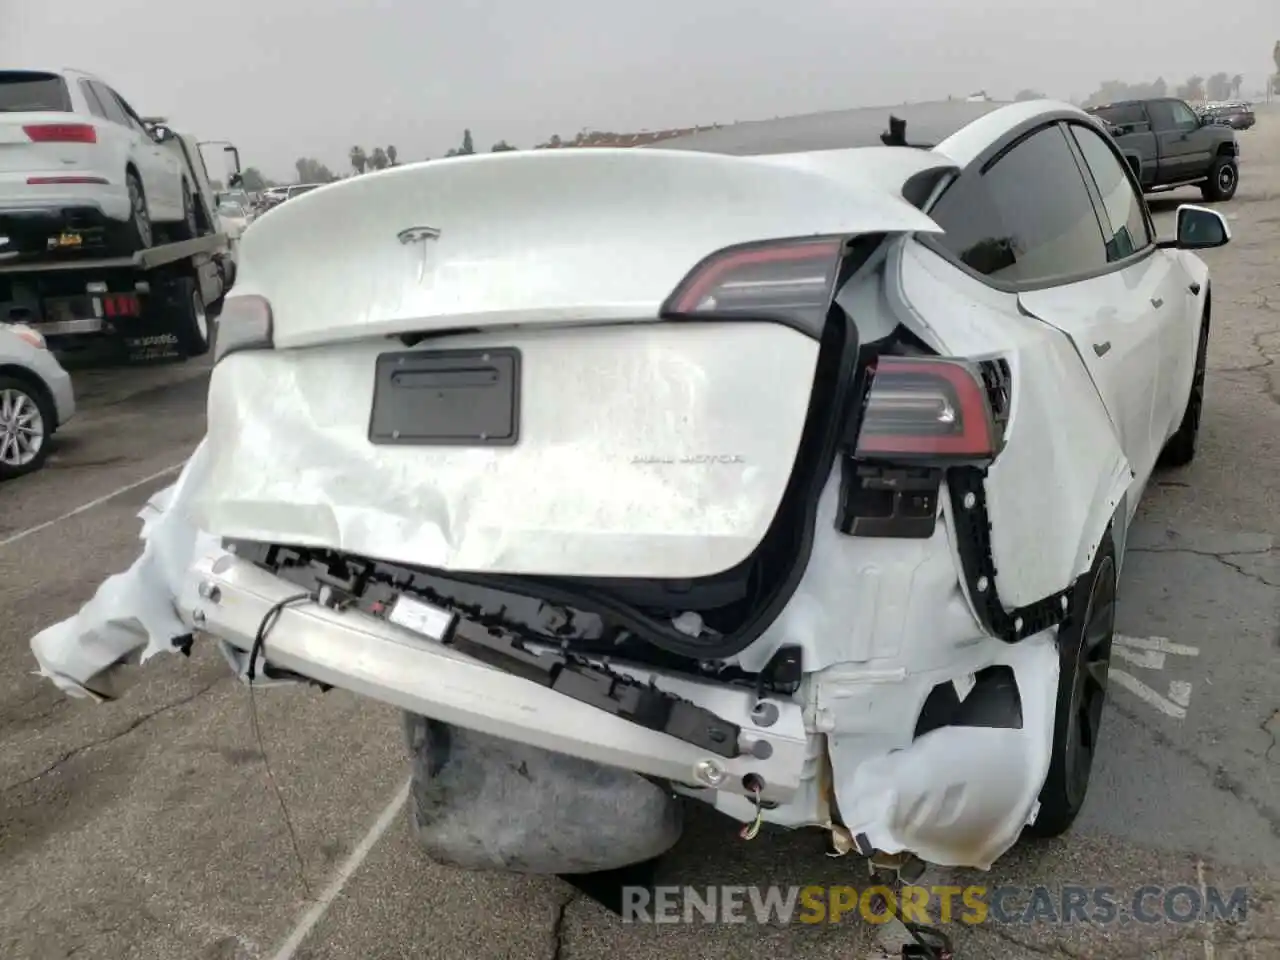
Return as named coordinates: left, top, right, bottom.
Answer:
left=29, top=441, right=219, bottom=700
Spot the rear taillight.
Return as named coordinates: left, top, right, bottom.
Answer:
left=23, top=123, right=97, bottom=144
left=662, top=237, right=844, bottom=334
left=838, top=356, right=1006, bottom=539
left=853, top=356, right=1001, bottom=465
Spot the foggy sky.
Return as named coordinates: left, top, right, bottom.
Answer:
left=3, top=0, right=1275, bottom=182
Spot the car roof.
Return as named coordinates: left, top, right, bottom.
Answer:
left=655, top=100, right=1011, bottom=156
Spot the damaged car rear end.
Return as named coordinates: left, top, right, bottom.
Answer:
left=31, top=129, right=1133, bottom=876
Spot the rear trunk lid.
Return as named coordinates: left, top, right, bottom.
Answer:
left=0, top=72, right=92, bottom=176
left=197, top=147, right=942, bottom=587
left=231, top=147, right=945, bottom=348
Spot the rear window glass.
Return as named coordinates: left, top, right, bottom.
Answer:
left=0, top=72, right=72, bottom=113
left=1091, top=104, right=1145, bottom=126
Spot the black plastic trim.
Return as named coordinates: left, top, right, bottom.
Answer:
left=946, top=466, right=1077, bottom=644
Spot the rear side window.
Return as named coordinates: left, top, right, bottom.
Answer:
left=78, top=80, right=109, bottom=119
left=1068, top=123, right=1152, bottom=261
left=0, top=71, right=72, bottom=112
left=1092, top=104, right=1145, bottom=126
left=928, top=124, right=1107, bottom=284
left=88, top=80, right=130, bottom=126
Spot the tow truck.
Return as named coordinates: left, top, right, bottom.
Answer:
left=0, top=123, right=243, bottom=362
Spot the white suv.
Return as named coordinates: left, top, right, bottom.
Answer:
left=0, top=68, right=199, bottom=255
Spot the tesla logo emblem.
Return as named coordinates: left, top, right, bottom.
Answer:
left=398, top=226, right=441, bottom=283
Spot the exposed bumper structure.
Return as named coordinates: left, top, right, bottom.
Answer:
left=29, top=442, right=1059, bottom=870
left=184, top=547, right=812, bottom=805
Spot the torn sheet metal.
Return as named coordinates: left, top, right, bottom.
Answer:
left=822, top=633, right=1060, bottom=870
left=28, top=441, right=219, bottom=699
left=891, top=237, right=1133, bottom=605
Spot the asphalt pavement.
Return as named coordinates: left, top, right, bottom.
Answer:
left=1, top=118, right=1277, bottom=960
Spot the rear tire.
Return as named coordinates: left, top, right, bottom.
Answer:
left=116, top=172, right=153, bottom=254
left=162, top=276, right=210, bottom=358
left=1026, top=530, right=1117, bottom=839
left=0, top=375, right=55, bottom=481
left=1200, top=157, right=1238, bottom=202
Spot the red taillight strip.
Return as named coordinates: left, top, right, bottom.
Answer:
left=855, top=358, right=996, bottom=458
left=102, top=293, right=140, bottom=318
left=23, top=123, right=97, bottom=144
left=668, top=239, right=843, bottom=314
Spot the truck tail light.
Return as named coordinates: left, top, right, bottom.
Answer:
left=853, top=356, right=1001, bottom=466
left=101, top=293, right=140, bottom=318
left=661, top=237, right=845, bottom=334
left=23, top=123, right=97, bottom=144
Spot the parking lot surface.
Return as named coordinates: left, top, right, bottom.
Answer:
left=1, top=117, right=1278, bottom=960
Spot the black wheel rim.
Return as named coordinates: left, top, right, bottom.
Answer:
left=1065, top=555, right=1115, bottom=808
left=1219, top=165, right=1235, bottom=192
left=130, top=178, right=152, bottom=246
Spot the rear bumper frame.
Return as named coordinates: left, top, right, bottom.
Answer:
left=183, top=548, right=812, bottom=805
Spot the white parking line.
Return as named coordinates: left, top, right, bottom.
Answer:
left=268, top=779, right=410, bottom=960
left=0, top=461, right=185, bottom=549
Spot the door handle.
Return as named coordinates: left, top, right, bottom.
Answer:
left=1189, top=282, right=1201, bottom=295
left=1151, top=297, right=1164, bottom=308
left=1093, top=341, right=1111, bottom=357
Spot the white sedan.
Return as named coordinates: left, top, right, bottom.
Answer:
left=215, top=199, right=250, bottom=241
left=30, top=99, right=1227, bottom=877
left=0, top=68, right=202, bottom=255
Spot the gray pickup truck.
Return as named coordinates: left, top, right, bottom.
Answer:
left=1087, top=97, right=1240, bottom=202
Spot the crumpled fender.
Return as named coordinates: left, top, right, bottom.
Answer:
left=29, top=441, right=216, bottom=699
left=890, top=238, right=1132, bottom=606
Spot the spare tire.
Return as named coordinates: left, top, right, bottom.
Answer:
left=404, top=713, right=683, bottom=874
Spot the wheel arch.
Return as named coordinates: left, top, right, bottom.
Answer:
left=0, top=364, right=57, bottom=431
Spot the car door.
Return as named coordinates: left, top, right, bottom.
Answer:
left=103, top=83, right=179, bottom=218
left=1063, top=120, right=1194, bottom=468
left=86, top=80, right=167, bottom=218
left=924, top=121, right=1163, bottom=489
left=1147, top=99, right=1211, bottom=182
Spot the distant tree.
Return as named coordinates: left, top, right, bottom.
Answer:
left=461, top=129, right=474, bottom=155
left=1206, top=72, right=1231, bottom=101
left=1014, top=89, right=1046, bottom=101
left=295, top=157, right=336, bottom=182
left=1152, top=77, right=1168, bottom=97
left=239, top=167, right=269, bottom=191
left=386, top=144, right=398, bottom=166
left=491, top=140, right=517, bottom=152
left=1231, top=74, right=1244, bottom=98
left=1176, top=75, right=1205, bottom=101
left=350, top=146, right=367, bottom=175
left=1274, top=40, right=1280, bottom=74
left=369, top=147, right=389, bottom=171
